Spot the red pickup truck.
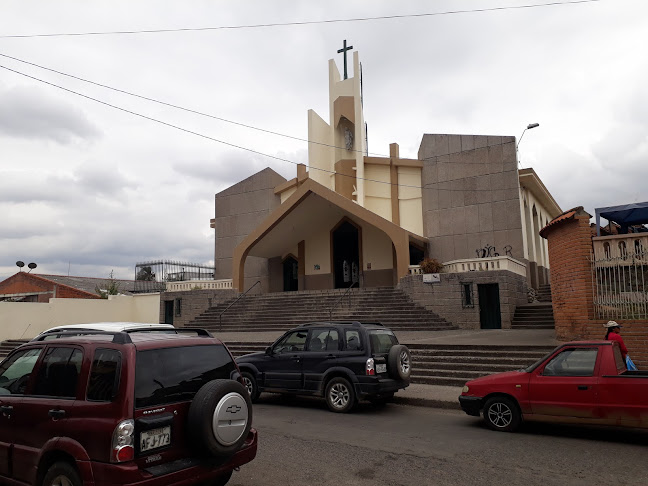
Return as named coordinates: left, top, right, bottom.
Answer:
left=459, top=341, right=648, bottom=432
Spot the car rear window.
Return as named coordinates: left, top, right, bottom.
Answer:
left=135, top=344, right=236, bottom=408
left=368, top=330, right=398, bottom=355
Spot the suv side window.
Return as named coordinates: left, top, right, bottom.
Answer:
left=274, top=331, right=308, bottom=354
left=33, top=347, right=83, bottom=398
left=87, top=348, right=122, bottom=401
left=344, top=330, right=363, bottom=351
left=307, top=329, right=339, bottom=352
left=0, top=348, right=42, bottom=395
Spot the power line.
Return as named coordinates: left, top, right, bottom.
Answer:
left=0, top=1, right=604, bottom=39
left=0, top=52, right=390, bottom=158
left=0, top=51, right=517, bottom=166
left=0, top=63, right=521, bottom=193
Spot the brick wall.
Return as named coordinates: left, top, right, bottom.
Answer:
left=542, top=208, right=648, bottom=368
left=0, top=272, right=99, bottom=301
left=399, top=270, right=528, bottom=329
left=159, top=289, right=237, bottom=328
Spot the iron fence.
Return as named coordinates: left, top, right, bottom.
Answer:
left=134, top=260, right=215, bottom=293
left=591, top=247, right=648, bottom=320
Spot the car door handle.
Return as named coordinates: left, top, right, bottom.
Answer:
left=48, top=409, right=66, bottom=420
left=0, top=405, right=13, bottom=415
left=291, top=356, right=301, bottom=362
left=325, top=354, right=337, bottom=359
left=577, top=385, right=589, bottom=390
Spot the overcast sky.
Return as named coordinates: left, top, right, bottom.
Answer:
left=1, top=0, right=646, bottom=281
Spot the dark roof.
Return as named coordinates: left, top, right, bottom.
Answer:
left=35, top=274, right=137, bottom=295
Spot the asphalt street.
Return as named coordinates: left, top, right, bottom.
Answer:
left=229, top=395, right=648, bottom=486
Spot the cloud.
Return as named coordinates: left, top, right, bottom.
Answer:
left=0, top=85, right=101, bottom=143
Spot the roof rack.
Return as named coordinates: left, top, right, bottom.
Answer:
left=32, top=328, right=213, bottom=343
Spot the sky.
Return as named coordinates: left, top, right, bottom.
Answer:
left=1, top=0, right=647, bottom=281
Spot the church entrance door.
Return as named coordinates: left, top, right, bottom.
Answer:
left=333, top=221, right=360, bottom=289
left=283, top=256, right=299, bottom=291
left=478, top=284, right=502, bottom=329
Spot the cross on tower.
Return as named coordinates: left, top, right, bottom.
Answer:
left=337, top=39, right=353, bottom=80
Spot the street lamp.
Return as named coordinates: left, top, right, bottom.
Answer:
left=516, top=122, right=540, bottom=166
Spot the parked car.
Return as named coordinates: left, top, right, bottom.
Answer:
left=0, top=327, right=257, bottom=486
left=33, top=322, right=176, bottom=340
left=236, top=321, right=411, bottom=413
left=459, top=340, right=648, bottom=432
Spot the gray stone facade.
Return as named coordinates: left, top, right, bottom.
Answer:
left=159, top=289, right=237, bottom=328
left=213, top=168, right=286, bottom=293
left=398, top=271, right=528, bottom=329
left=419, top=134, right=526, bottom=266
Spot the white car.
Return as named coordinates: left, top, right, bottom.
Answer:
left=33, top=322, right=176, bottom=340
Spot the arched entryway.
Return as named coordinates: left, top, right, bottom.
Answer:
left=282, top=255, right=298, bottom=291
left=332, top=220, right=360, bottom=288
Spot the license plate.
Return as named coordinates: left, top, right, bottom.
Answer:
left=376, top=363, right=387, bottom=374
left=140, top=426, right=171, bottom=452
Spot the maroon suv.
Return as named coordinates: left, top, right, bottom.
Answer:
left=0, top=329, right=257, bottom=486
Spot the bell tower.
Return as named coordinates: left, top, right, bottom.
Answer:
left=307, top=42, right=367, bottom=206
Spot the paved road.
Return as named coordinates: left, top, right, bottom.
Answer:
left=230, top=395, right=648, bottom=486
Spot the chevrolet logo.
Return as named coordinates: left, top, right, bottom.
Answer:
left=226, top=405, right=242, bottom=414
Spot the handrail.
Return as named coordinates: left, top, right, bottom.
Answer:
left=219, top=280, right=261, bottom=330
left=328, top=280, right=358, bottom=322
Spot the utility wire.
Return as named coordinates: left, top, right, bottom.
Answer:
left=0, top=1, right=603, bottom=39
left=0, top=63, right=520, bottom=192
left=0, top=52, right=390, bottom=158
left=0, top=51, right=512, bottom=166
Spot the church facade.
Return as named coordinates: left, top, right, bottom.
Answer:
left=211, top=50, right=561, bottom=295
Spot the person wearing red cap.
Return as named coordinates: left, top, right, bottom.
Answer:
left=604, top=320, right=628, bottom=361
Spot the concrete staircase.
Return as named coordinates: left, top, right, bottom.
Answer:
left=537, top=284, right=552, bottom=302
left=191, top=287, right=456, bottom=333
left=511, top=303, right=555, bottom=329
left=0, top=340, right=27, bottom=359
left=224, top=341, right=555, bottom=387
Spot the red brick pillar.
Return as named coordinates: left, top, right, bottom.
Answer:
left=540, top=207, right=594, bottom=340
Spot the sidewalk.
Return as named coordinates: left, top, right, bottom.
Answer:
left=392, top=383, right=462, bottom=410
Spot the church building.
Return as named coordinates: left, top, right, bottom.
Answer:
left=210, top=47, right=561, bottom=295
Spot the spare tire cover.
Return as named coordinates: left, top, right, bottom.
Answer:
left=387, top=345, right=411, bottom=380
left=188, top=379, right=253, bottom=457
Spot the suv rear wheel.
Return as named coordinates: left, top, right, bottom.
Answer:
left=325, top=377, right=355, bottom=413
left=42, top=461, right=81, bottom=486
left=188, top=379, right=253, bottom=456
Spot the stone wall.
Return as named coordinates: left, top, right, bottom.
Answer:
left=419, top=134, right=526, bottom=268
left=159, top=289, right=237, bottom=328
left=398, top=271, right=528, bottom=330
left=213, top=168, right=286, bottom=293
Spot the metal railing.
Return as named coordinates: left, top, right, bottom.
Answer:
left=591, top=248, right=648, bottom=320
left=218, top=280, right=261, bottom=330
left=328, top=280, right=358, bottom=322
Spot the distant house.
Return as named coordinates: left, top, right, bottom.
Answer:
left=0, top=273, right=137, bottom=303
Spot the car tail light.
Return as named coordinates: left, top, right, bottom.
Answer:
left=366, top=358, right=375, bottom=376
left=112, top=419, right=135, bottom=463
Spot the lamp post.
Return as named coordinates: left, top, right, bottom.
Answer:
left=516, top=123, right=539, bottom=167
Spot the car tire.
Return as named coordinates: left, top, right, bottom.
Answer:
left=241, top=371, right=260, bottom=402
left=483, top=396, right=521, bottom=432
left=42, top=461, right=82, bottom=486
left=325, top=376, right=355, bottom=413
left=188, top=379, right=253, bottom=457
left=211, top=471, right=233, bottom=486
left=387, top=345, right=411, bottom=380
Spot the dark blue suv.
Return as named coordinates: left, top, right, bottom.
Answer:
left=236, top=322, right=411, bottom=413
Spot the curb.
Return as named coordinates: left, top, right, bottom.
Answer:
left=392, top=396, right=462, bottom=410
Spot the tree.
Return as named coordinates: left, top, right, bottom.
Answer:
left=96, top=270, right=121, bottom=299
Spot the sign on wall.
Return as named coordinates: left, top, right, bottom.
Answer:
left=423, top=273, right=441, bottom=284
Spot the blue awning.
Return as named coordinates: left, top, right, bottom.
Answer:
left=595, top=202, right=648, bottom=236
